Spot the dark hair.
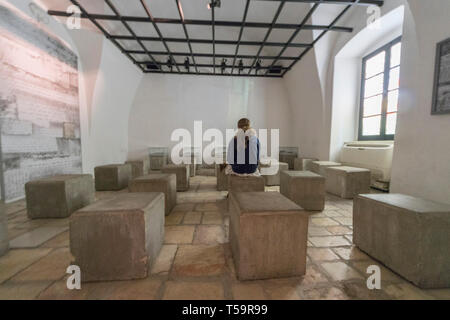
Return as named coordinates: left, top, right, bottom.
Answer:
left=237, top=118, right=250, bottom=131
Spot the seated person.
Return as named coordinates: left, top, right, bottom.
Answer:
left=224, top=118, right=260, bottom=176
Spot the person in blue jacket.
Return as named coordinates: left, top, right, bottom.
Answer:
left=225, top=118, right=260, bottom=175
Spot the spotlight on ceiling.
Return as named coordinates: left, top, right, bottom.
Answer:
left=221, top=59, right=227, bottom=74
left=207, top=0, right=221, bottom=10
left=167, top=57, right=174, bottom=72
left=238, top=59, right=244, bottom=74
left=255, top=60, right=262, bottom=74
left=146, top=62, right=160, bottom=71
left=184, top=57, right=190, bottom=72
left=268, top=65, right=283, bottom=75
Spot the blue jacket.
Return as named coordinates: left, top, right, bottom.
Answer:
left=227, top=130, right=260, bottom=174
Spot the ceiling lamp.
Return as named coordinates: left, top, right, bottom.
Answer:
left=255, top=60, right=262, bottom=74
left=221, top=59, right=227, bottom=74
left=167, top=57, right=174, bottom=72
left=146, top=62, right=160, bottom=71
left=207, top=0, right=221, bottom=10
left=184, top=57, right=190, bottom=72
left=238, top=59, right=244, bottom=74
left=268, top=65, right=283, bottom=75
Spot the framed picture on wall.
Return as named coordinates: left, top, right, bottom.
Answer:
left=432, top=37, right=450, bottom=115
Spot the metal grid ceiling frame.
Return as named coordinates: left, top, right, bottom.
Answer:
left=48, top=0, right=383, bottom=77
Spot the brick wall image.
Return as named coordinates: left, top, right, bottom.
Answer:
left=0, top=4, right=81, bottom=201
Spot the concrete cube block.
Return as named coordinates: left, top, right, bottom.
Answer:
left=325, top=166, right=371, bottom=199
left=228, top=175, right=265, bottom=193
left=162, top=164, right=190, bottom=191
left=354, top=194, right=450, bottom=289
left=0, top=201, right=8, bottom=257
left=279, top=153, right=297, bottom=170
left=149, top=153, right=167, bottom=170
left=294, top=158, right=318, bottom=171
left=94, top=164, right=132, bottom=191
left=126, top=158, right=150, bottom=178
left=310, top=161, right=341, bottom=176
left=129, top=174, right=177, bottom=216
left=70, top=192, right=165, bottom=282
left=229, top=192, right=309, bottom=280
left=216, top=164, right=228, bottom=191
left=280, top=170, right=325, bottom=211
left=25, top=174, right=95, bottom=219
left=260, top=162, right=289, bottom=186
left=228, top=175, right=265, bottom=212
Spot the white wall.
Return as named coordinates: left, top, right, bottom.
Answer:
left=329, top=6, right=404, bottom=161
left=128, top=74, right=293, bottom=160
left=284, top=0, right=450, bottom=204
left=390, top=0, right=450, bottom=204
left=284, top=0, right=407, bottom=161
left=284, top=50, right=329, bottom=159
left=80, top=38, right=142, bottom=172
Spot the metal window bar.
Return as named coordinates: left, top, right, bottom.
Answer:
left=281, top=0, right=361, bottom=76
left=67, top=0, right=144, bottom=72
left=265, top=2, right=319, bottom=75
left=104, top=0, right=161, bottom=72
left=110, top=35, right=311, bottom=48
left=139, top=0, right=181, bottom=73
left=47, top=11, right=353, bottom=32
left=230, top=0, right=250, bottom=74
left=212, top=3, right=216, bottom=74
left=141, top=62, right=288, bottom=70
left=144, top=70, right=282, bottom=77
left=248, top=0, right=286, bottom=75
left=133, top=52, right=298, bottom=60
left=44, top=0, right=380, bottom=77
left=175, top=0, right=199, bottom=74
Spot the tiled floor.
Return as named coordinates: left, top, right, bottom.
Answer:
left=0, top=175, right=449, bottom=300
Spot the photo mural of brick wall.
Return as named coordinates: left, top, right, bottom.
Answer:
left=0, top=3, right=81, bottom=201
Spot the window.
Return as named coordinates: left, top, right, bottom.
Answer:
left=359, top=37, right=402, bottom=140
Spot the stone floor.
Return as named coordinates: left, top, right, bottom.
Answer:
left=0, top=175, right=449, bottom=300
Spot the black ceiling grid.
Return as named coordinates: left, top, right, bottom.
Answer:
left=48, top=0, right=384, bottom=77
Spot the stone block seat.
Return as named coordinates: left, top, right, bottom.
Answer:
left=70, top=192, right=165, bottom=282
left=280, top=170, right=325, bottom=211
left=229, top=192, right=309, bottom=280
left=25, top=174, right=95, bottom=219
left=162, top=164, right=190, bottom=191
left=260, top=162, right=289, bottom=186
left=149, top=152, right=167, bottom=170
left=215, top=164, right=228, bottom=191
left=354, top=194, right=450, bottom=289
left=279, top=153, right=297, bottom=170
left=128, top=173, right=177, bottom=215
left=125, top=159, right=150, bottom=178
left=94, top=164, right=132, bottom=191
left=228, top=175, right=265, bottom=193
left=227, top=175, right=265, bottom=212
left=294, top=157, right=318, bottom=171
left=325, top=166, right=371, bottom=199
left=310, top=161, right=342, bottom=176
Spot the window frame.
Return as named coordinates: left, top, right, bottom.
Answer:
left=358, top=36, right=402, bottom=141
